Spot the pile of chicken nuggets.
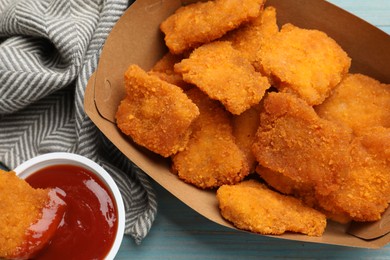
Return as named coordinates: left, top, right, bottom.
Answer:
left=116, top=0, right=390, bottom=237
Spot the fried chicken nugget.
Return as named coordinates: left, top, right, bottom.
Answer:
left=223, top=6, right=279, bottom=69
left=0, top=170, right=66, bottom=259
left=255, top=165, right=352, bottom=223
left=258, top=23, right=351, bottom=105
left=315, top=74, right=390, bottom=135
left=149, top=52, right=192, bottom=91
left=171, top=88, right=249, bottom=189
left=255, top=165, right=316, bottom=206
left=116, top=64, right=200, bottom=157
left=232, top=104, right=262, bottom=172
left=160, top=0, right=266, bottom=54
left=252, top=92, right=352, bottom=196
left=216, top=180, right=326, bottom=236
left=317, top=127, right=390, bottom=222
left=175, top=41, right=270, bottom=115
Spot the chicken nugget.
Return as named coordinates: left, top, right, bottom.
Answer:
left=252, top=92, right=352, bottom=195
left=0, top=170, right=66, bottom=259
left=116, top=64, right=200, bottom=157
left=255, top=165, right=316, bottom=206
left=216, top=180, right=326, bottom=236
left=232, top=103, right=262, bottom=172
left=175, top=41, right=270, bottom=115
left=315, top=74, right=390, bottom=135
left=255, top=165, right=352, bottom=223
left=149, top=52, right=192, bottom=90
left=258, top=23, right=351, bottom=105
left=317, top=127, right=390, bottom=222
left=160, top=0, right=266, bottom=54
left=223, top=6, right=278, bottom=69
left=171, top=88, right=249, bottom=189
left=150, top=52, right=183, bottom=72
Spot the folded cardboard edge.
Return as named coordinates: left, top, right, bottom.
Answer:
left=93, top=0, right=390, bottom=124
left=85, top=72, right=390, bottom=249
left=348, top=207, right=390, bottom=240
left=87, top=0, right=390, bottom=248
left=94, top=0, right=179, bottom=123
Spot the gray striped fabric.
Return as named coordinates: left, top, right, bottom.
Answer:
left=0, top=0, right=157, bottom=244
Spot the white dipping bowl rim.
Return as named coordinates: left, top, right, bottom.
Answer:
left=13, top=152, right=125, bottom=260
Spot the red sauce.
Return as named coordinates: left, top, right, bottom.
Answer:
left=15, top=189, right=67, bottom=259
left=25, top=164, right=118, bottom=260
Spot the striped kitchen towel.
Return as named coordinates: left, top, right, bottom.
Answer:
left=0, top=0, right=157, bottom=244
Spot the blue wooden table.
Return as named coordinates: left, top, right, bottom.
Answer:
left=115, top=1, right=390, bottom=259
left=0, top=1, right=387, bottom=259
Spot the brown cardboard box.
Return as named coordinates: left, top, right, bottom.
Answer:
left=84, top=0, right=390, bottom=248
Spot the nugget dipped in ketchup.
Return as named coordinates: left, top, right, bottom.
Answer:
left=0, top=169, right=66, bottom=259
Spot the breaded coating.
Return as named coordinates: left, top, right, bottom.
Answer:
left=216, top=180, right=326, bottom=236
left=175, top=41, right=270, bottom=115
left=172, top=88, right=249, bottom=189
left=232, top=104, right=262, bottom=172
left=252, top=93, right=352, bottom=196
left=253, top=92, right=390, bottom=223
left=0, top=170, right=66, bottom=259
left=255, top=166, right=352, bottom=223
left=317, top=127, right=390, bottom=222
left=258, top=23, right=351, bottom=105
left=223, top=6, right=279, bottom=69
left=160, top=0, right=266, bottom=54
left=149, top=52, right=192, bottom=90
left=150, top=52, right=183, bottom=72
left=255, top=165, right=316, bottom=206
left=315, top=74, right=390, bottom=135
left=116, top=64, right=200, bottom=157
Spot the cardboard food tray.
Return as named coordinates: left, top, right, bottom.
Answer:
left=84, top=0, right=390, bottom=248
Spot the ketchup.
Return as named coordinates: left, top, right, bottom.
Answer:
left=25, top=165, right=118, bottom=260
left=14, top=188, right=67, bottom=259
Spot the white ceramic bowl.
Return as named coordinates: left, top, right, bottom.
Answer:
left=13, top=152, right=125, bottom=260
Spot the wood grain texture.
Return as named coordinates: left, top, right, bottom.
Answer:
left=1, top=0, right=389, bottom=259
left=116, top=182, right=390, bottom=259
left=327, top=0, right=390, bottom=34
